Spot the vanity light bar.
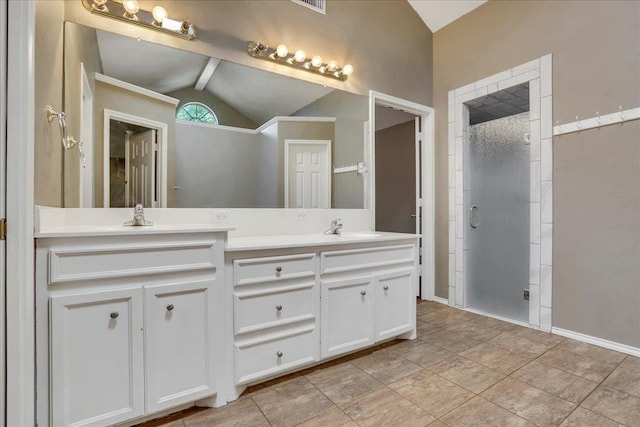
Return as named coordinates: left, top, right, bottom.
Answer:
left=247, top=42, right=353, bottom=81
left=82, top=0, right=196, bottom=41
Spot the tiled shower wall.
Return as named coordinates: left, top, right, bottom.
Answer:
left=447, top=55, right=553, bottom=331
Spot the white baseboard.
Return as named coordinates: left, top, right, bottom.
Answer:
left=552, top=327, right=640, bottom=357
left=431, top=296, right=449, bottom=306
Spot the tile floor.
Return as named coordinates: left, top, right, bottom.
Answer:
left=140, top=301, right=640, bottom=427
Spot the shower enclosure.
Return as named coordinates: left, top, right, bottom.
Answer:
left=466, top=111, right=530, bottom=322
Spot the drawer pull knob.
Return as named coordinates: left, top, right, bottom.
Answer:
left=276, top=266, right=282, bottom=273
left=276, top=305, right=283, bottom=311
left=110, top=312, right=119, bottom=319
left=383, top=286, right=389, bottom=291
left=360, top=291, right=367, bottom=296
left=167, top=304, right=174, bottom=311
left=276, top=351, right=283, bottom=358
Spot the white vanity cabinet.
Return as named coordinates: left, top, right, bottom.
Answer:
left=36, top=230, right=228, bottom=427
left=319, top=244, right=417, bottom=359
left=226, top=234, right=418, bottom=391
left=231, top=253, right=320, bottom=385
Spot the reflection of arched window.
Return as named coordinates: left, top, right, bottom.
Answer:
left=176, top=102, right=218, bottom=124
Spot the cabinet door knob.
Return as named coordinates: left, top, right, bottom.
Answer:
left=166, top=304, right=174, bottom=311
left=110, top=312, right=119, bottom=319
left=383, top=285, right=389, bottom=291
left=275, top=266, right=282, bottom=273
left=276, top=305, right=283, bottom=311
left=360, top=291, right=367, bottom=296
left=276, top=351, right=283, bottom=358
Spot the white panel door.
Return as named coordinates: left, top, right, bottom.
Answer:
left=127, top=129, right=156, bottom=207
left=285, top=140, right=331, bottom=209
left=50, top=288, right=144, bottom=427
left=320, top=275, right=374, bottom=358
left=144, top=280, right=216, bottom=413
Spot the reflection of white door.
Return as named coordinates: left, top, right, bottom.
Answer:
left=284, top=140, right=331, bottom=209
left=126, top=129, right=156, bottom=207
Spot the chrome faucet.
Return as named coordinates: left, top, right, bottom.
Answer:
left=123, top=203, right=153, bottom=226
left=325, top=218, right=343, bottom=235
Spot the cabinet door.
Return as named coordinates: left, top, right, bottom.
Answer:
left=375, top=269, right=415, bottom=342
left=50, top=288, right=144, bottom=427
left=321, top=275, right=374, bottom=358
left=144, top=280, right=216, bottom=413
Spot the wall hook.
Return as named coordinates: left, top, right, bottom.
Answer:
left=556, top=120, right=562, bottom=134
left=596, top=111, right=601, bottom=126
left=619, top=106, right=625, bottom=120
left=576, top=115, right=582, bottom=129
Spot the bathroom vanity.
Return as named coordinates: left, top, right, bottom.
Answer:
left=34, top=208, right=418, bottom=426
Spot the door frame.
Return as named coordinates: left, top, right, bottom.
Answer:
left=369, top=91, right=435, bottom=301
left=448, top=55, right=553, bottom=330
left=6, top=1, right=35, bottom=425
left=283, top=139, right=332, bottom=209
left=103, top=109, right=167, bottom=208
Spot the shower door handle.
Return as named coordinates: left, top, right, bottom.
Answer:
left=469, top=205, right=478, bottom=229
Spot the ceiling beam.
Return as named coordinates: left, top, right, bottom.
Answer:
left=194, top=57, right=220, bottom=91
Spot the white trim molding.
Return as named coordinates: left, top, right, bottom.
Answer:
left=448, top=55, right=553, bottom=331
left=95, top=73, right=180, bottom=106
left=431, top=296, right=449, bottom=306
left=369, top=91, right=435, bottom=302
left=6, top=0, right=36, bottom=425
left=552, top=327, right=640, bottom=358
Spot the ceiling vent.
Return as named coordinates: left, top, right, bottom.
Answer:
left=291, top=0, right=326, bottom=14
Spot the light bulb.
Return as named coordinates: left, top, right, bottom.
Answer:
left=342, top=64, right=353, bottom=76
left=327, top=60, right=337, bottom=72
left=276, top=44, right=289, bottom=58
left=122, top=0, right=139, bottom=18
left=92, top=0, right=108, bottom=11
left=311, top=55, right=323, bottom=68
left=294, top=50, right=306, bottom=63
left=152, top=6, right=167, bottom=24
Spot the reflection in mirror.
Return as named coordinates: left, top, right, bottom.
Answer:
left=62, top=22, right=369, bottom=209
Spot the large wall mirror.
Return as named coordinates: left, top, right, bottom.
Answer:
left=63, top=22, right=369, bottom=209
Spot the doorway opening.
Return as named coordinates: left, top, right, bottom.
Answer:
left=103, top=109, right=168, bottom=208
left=448, top=55, right=554, bottom=330
left=370, top=91, right=434, bottom=300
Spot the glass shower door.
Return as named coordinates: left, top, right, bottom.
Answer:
left=466, top=112, right=530, bottom=322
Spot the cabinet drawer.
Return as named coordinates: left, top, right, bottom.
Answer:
left=234, top=253, right=316, bottom=286
left=49, top=241, right=217, bottom=284
left=320, top=244, right=415, bottom=275
left=235, top=327, right=318, bottom=385
left=235, top=282, right=315, bottom=334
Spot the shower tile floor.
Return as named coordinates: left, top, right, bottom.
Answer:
left=139, top=301, right=640, bottom=427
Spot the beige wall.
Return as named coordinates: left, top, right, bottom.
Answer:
left=433, top=1, right=640, bottom=346
left=34, top=0, right=65, bottom=207
left=93, top=81, right=177, bottom=207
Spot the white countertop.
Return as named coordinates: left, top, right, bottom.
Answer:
left=35, top=223, right=235, bottom=238
left=226, top=231, right=418, bottom=252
